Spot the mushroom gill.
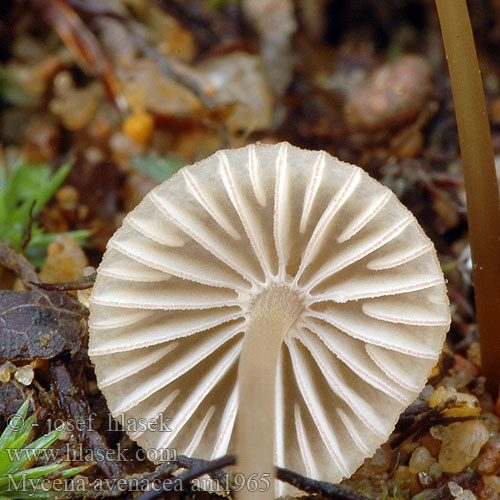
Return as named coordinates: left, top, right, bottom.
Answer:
left=88, top=142, right=450, bottom=499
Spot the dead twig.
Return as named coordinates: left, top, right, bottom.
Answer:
left=30, top=0, right=126, bottom=113
left=136, top=454, right=236, bottom=500
left=55, top=0, right=215, bottom=108
left=0, top=241, right=39, bottom=286
left=276, top=467, right=372, bottom=500
left=138, top=454, right=374, bottom=500
left=390, top=401, right=484, bottom=448
left=30, top=272, right=96, bottom=291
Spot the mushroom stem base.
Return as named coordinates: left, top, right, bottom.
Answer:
left=237, top=286, right=303, bottom=500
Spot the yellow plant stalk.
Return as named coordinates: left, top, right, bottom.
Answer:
left=435, top=0, right=500, bottom=394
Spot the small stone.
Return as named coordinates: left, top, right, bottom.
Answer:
left=456, top=491, right=477, bottom=500
left=484, top=476, right=500, bottom=495
left=400, top=439, right=420, bottom=455
left=344, top=55, right=433, bottom=132
left=409, top=447, right=436, bottom=474
left=467, top=342, right=481, bottom=366
left=479, top=485, right=499, bottom=500
left=55, top=185, right=79, bottom=212
left=421, top=434, right=442, bottom=457
left=109, top=132, right=143, bottom=165
left=417, top=472, right=435, bottom=488
left=412, top=489, right=435, bottom=500
left=0, top=362, right=15, bottom=383
left=353, top=443, right=392, bottom=478
left=454, top=368, right=476, bottom=389
left=420, top=384, right=435, bottom=401
left=14, top=365, right=34, bottom=386
left=440, top=376, right=458, bottom=390
left=453, top=354, right=480, bottom=380
left=432, top=421, right=489, bottom=473
left=121, top=59, right=201, bottom=117
left=429, top=386, right=481, bottom=417
left=448, top=482, right=464, bottom=497
left=39, top=234, right=88, bottom=284
left=199, top=52, right=274, bottom=132
left=473, top=438, right=500, bottom=475
left=77, top=266, right=95, bottom=309
left=122, top=109, right=154, bottom=146
left=429, top=462, right=443, bottom=480
left=49, top=75, right=101, bottom=131
left=393, top=465, right=421, bottom=496
left=483, top=413, right=500, bottom=434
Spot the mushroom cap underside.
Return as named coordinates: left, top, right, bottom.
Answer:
left=88, top=142, right=450, bottom=491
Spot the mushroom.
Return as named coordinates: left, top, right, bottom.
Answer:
left=88, top=142, right=450, bottom=499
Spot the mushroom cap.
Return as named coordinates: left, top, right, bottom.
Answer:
left=89, top=142, right=450, bottom=487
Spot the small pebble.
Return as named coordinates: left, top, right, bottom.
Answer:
left=50, top=73, right=101, bottom=130
left=453, top=368, right=476, bottom=390
left=432, top=421, right=489, bottom=473
left=353, top=443, right=392, bottom=478
left=448, top=482, right=464, bottom=497
left=440, top=376, right=459, bottom=390
left=429, top=462, right=443, bottom=480
left=123, top=109, right=154, bottom=146
left=417, top=472, right=435, bottom=488
left=421, top=434, right=442, bottom=457
left=467, top=342, right=481, bottom=366
left=77, top=266, right=95, bottom=308
left=409, top=446, right=436, bottom=474
left=483, top=413, right=500, bottom=434
left=484, top=476, right=500, bottom=494
left=55, top=185, right=79, bottom=212
left=14, top=365, right=34, bottom=386
left=0, top=362, right=15, bottom=383
left=456, top=491, right=477, bottom=500
left=420, top=384, right=435, bottom=401
left=109, top=132, right=143, bottom=165
left=344, top=55, right=433, bottom=132
left=393, top=465, right=421, bottom=496
left=479, top=485, right=499, bottom=500
left=473, top=438, right=500, bottom=475
left=199, top=52, right=274, bottom=131
left=429, top=386, right=481, bottom=417
left=39, top=234, right=88, bottom=284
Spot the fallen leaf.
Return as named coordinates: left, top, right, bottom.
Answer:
left=0, top=289, right=87, bottom=362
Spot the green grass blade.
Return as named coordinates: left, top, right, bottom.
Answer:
left=32, top=162, right=72, bottom=217
left=5, top=428, right=63, bottom=475
left=0, top=464, right=64, bottom=488
left=0, top=401, right=30, bottom=453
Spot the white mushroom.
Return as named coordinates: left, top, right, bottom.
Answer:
left=88, top=142, right=450, bottom=499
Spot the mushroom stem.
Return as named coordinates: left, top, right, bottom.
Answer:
left=237, top=286, right=303, bottom=500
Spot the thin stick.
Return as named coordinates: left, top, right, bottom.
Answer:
left=136, top=454, right=235, bottom=500
left=435, top=0, right=500, bottom=395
